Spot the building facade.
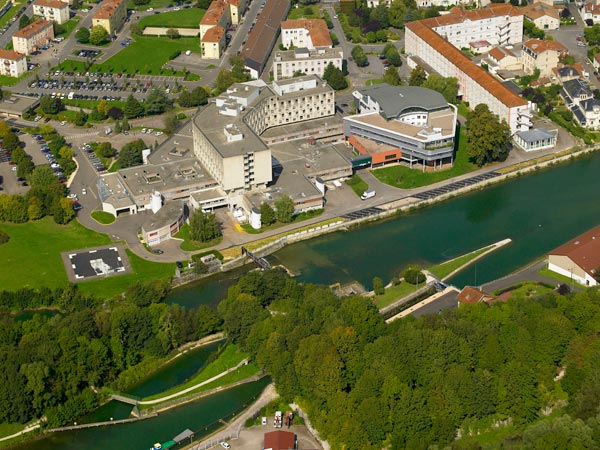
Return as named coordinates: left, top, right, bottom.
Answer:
left=513, top=128, right=557, bottom=151
left=200, top=25, right=225, bottom=59
left=32, top=0, right=70, bottom=24
left=12, top=19, right=54, bottom=55
left=280, top=19, right=332, bottom=50
left=521, top=39, right=568, bottom=77
left=405, top=20, right=532, bottom=133
left=0, top=49, right=27, bottom=77
left=522, top=2, right=560, bottom=30
left=272, top=47, right=342, bottom=81
left=345, top=84, right=458, bottom=168
left=548, top=225, right=600, bottom=287
left=92, top=0, right=126, bottom=35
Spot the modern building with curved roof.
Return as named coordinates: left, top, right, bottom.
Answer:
left=344, top=84, right=458, bottom=168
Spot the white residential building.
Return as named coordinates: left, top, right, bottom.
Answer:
left=521, top=2, right=560, bottom=30
left=272, top=47, right=342, bottom=81
left=32, top=0, right=70, bottom=24
left=562, top=78, right=600, bottom=130
left=405, top=20, right=532, bottom=134
left=521, top=39, right=568, bottom=77
left=419, top=4, right=523, bottom=49
left=12, top=19, right=54, bottom=55
left=0, top=49, right=27, bottom=77
left=280, top=19, right=332, bottom=50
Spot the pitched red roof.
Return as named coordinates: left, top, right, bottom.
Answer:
left=523, top=38, right=567, bottom=56
left=264, top=430, right=295, bottom=450
left=13, top=19, right=51, bottom=38
left=420, top=4, right=521, bottom=28
left=406, top=21, right=527, bottom=108
left=550, top=225, right=600, bottom=277
left=93, top=0, right=123, bottom=20
left=201, top=0, right=228, bottom=26
left=34, top=0, right=68, bottom=8
left=281, top=18, right=331, bottom=47
left=0, top=49, right=25, bottom=61
left=202, top=25, right=224, bottom=42
left=457, top=286, right=493, bottom=304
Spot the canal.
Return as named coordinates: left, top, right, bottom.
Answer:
left=14, top=377, right=271, bottom=450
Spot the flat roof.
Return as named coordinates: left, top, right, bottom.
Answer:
left=0, top=95, right=41, bottom=116
left=270, top=140, right=351, bottom=179
left=357, top=84, right=449, bottom=120
left=261, top=114, right=343, bottom=140
left=345, top=109, right=456, bottom=142
left=142, top=201, right=184, bottom=231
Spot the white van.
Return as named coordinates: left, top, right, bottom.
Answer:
left=361, top=189, right=376, bottom=200
left=67, top=91, right=75, bottom=100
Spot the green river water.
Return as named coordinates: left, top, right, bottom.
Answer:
left=15, top=152, right=600, bottom=449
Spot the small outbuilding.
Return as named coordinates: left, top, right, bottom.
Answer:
left=548, top=225, right=600, bottom=286
left=264, top=430, right=296, bottom=450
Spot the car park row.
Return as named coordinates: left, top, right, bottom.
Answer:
left=82, top=143, right=106, bottom=173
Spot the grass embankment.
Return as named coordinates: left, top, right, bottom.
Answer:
left=538, top=267, right=587, bottom=289
left=56, top=17, right=80, bottom=39
left=140, top=343, right=258, bottom=404
left=240, top=209, right=325, bottom=235
left=56, top=36, right=201, bottom=76
left=91, top=211, right=116, bottom=225
left=346, top=174, right=368, bottom=197
left=287, top=4, right=320, bottom=20
left=428, top=245, right=493, bottom=280
left=128, top=0, right=178, bottom=11
left=374, top=282, right=423, bottom=309
left=140, top=8, right=205, bottom=28
left=173, top=223, right=222, bottom=251
left=0, top=217, right=173, bottom=298
left=372, top=128, right=477, bottom=189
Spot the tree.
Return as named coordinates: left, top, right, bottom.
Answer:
left=75, top=27, right=90, bottom=44
left=322, top=62, right=347, bottom=90
left=351, top=45, right=369, bottom=67
left=422, top=73, right=459, bottom=104
left=17, top=158, right=34, bottom=179
left=260, top=202, right=275, bottom=226
left=196, top=0, right=211, bottom=7
left=373, top=277, right=384, bottom=295
left=74, top=109, right=87, bottom=126
left=215, top=69, right=234, bottom=92
left=383, top=66, right=401, bottom=86
left=371, top=4, right=390, bottom=28
left=466, top=103, right=511, bottom=166
left=117, top=139, right=146, bottom=168
left=274, top=195, right=295, bottom=223
left=3, top=131, right=20, bottom=152
left=19, top=14, right=30, bottom=29
left=166, top=28, right=180, bottom=39
left=89, top=25, right=109, bottom=46
left=95, top=142, right=114, bottom=158
left=164, top=113, right=180, bottom=135
left=39, top=95, right=62, bottom=115
left=145, top=88, right=172, bottom=115
left=51, top=197, right=75, bottom=224
left=383, top=43, right=402, bottom=67
left=29, top=165, right=58, bottom=188
left=409, top=65, right=428, bottom=86
left=53, top=22, right=64, bottom=36
left=230, top=56, right=250, bottom=83
left=107, top=107, right=123, bottom=120
left=122, top=118, right=130, bottom=131
left=130, top=22, right=143, bottom=36
left=123, top=94, right=144, bottom=119
left=402, top=264, right=425, bottom=284
left=188, top=209, right=221, bottom=242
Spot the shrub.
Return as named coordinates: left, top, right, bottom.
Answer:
left=0, top=230, right=9, bottom=244
left=402, top=265, right=426, bottom=285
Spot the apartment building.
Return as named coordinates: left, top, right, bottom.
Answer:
left=242, top=0, right=291, bottom=78
left=12, top=19, right=54, bottom=55
left=344, top=84, right=457, bottom=168
left=192, top=75, right=334, bottom=196
left=92, top=0, right=126, bottom=35
left=200, top=0, right=229, bottom=40
left=272, top=47, right=343, bottom=81
left=200, top=25, right=225, bottom=59
left=0, top=49, right=27, bottom=77
left=581, top=2, right=600, bottom=24
left=562, top=78, right=600, bottom=129
left=485, top=46, right=522, bottom=71
left=405, top=20, right=532, bottom=133
left=521, top=39, right=568, bottom=77
left=32, top=0, right=69, bottom=24
left=280, top=19, right=332, bottom=50
left=522, top=2, right=560, bottom=30
left=418, top=4, right=523, bottom=49
left=227, top=0, right=246, bottom=25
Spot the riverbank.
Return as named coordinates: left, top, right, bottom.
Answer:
left=171, top=144, right=598, bottom=291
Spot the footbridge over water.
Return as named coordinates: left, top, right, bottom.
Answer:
left=241, top=247, right=271, bottom=270
left=110, top=393, right=139, bottom=405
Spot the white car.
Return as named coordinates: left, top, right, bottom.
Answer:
left=82, top=188, right=87, bottom=195
left=81, top=8, right=88, bottom=12
left=147, top=7, right=153, bottom=11
left=220, top=443, right=231, bottom=449
left=67, top=193, right=77, bottom=199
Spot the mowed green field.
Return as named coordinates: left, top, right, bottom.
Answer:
left=0, top=217, right=174, bottom=299
left=140, top=8, right=205, bottom=28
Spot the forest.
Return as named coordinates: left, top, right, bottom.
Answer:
left=0, top=281, right=220, bottom=428
left=219, top=269, right=600, bottom=449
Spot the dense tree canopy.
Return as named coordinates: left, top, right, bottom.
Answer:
left=466, top=103, right=511, bottom=166
left=117, top=139, right=146, bottom=168
left=219, top=269, right=600, bottom=450
left=188, top=209, right=221, bottom=242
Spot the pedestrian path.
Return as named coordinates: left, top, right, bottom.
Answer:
left=65, top=131, right=100, bottom=140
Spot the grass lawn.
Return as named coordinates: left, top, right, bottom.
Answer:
left=77, top=249, right=174, bottom=298
left=57, top=17, right=81, bottom=39
left=0, top=421, right=30, bottom=439
left=0, top=0, right=26, bottom=29
left=0, top=217, right=174, bottom=299
left=62, top=98, right=126, bottom=111
left=0, top=71, right=30, bottom=87
left=128, top=0, right=178, bottom=11
left=240, top=209, right=324, bottom=235
left=538, top=267, right=587, bottom=289
left=57, top=36, right=200, bottom=76
left=366, top=79, right=384, bottom=86
left=173, top=222, right=222, bottom=251
left=140, top=8, right=205, bottom=28
left=141, top=343, right=249, bottom=401
left=429, top=245, right=493, bottom=280
left=0, top=217, right=111, bottom=292
left=493, top=282, right=554, bottom=300
left=287, top=5, right=321, bottom=19
left=372, top=128, right=477, bottom=189
left=374, top=281, right=422, bottom=309
left=346, top=174, right=368, bottom=197
left=91, top=210, right=116, bottom=224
